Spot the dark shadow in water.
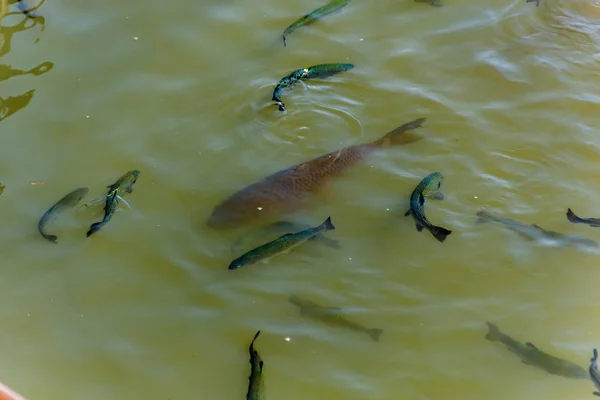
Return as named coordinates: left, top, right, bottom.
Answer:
left=0, top=88, right=35, bottom=121
left=0, top=60, right=52, bottom=82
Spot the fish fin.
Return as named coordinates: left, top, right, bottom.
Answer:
left=593, top=348, right=598, bottom=362
left=430, top=226, right=452, bottom=243
left=86, top=221, right=105, bottom=237
left=321, top=216, right=335, bottom=231
left=79, top=196, right=106, bottom=209
left=415, top=223, right=424, bottom=232
left=375, top=117, right=426, bottom=148
left=125, top=184, right=134, bottom=194
left=259, top=360, right=264, bottom=372
left=429, top=191, right=444, bottom=200
left=41, top=234, right=58, bottom=243
left=367, top=328, right=384, bottom=342
left=593, top=391, right=600, bottom=397
left=475, top=210, right=491, bottom=224
left=117, top=196, right=131, bottom=209
left=484, top=322, right=501, bottom=342
left=530, top=224, right=544, bottom=231
left=404, top=209, right=411, bottom=217
left=566, top=208, right=582, bottom=224
left=282, top=33, right=287, bottom=47
left=525, top=342, right=539, bottom=350
left=419, top=193, right=425, bottom=206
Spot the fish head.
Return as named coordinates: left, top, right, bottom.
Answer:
left=422, top=172, right=443, bottom=195
left=128, top=170, right=141, bottom=184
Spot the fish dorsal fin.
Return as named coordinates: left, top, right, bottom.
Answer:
left=419, top=193, right=425, bottom=206
left=526, top=342, right=539, bottom=350
left=404, top=209, right=411, bottom=217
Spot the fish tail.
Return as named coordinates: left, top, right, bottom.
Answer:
left=250, top=330, right=261, bottom=351
left=485, top=322, right=502, bottom=342
left=275, top=101, right=286, bottom=112
left=42, top=234, right=58, bottom=243
left=566, top=208, right=582, bottom=224
left=321, top=216, right=335, bottom=231
left=375, top=117, right=426, bottom=148
left=430, top=225, right=452, bottom=243
left=475, top=210, right=492, bottom=224
left=282, top=33, right=287, bottom=47
left=86, top=221, right=105, bottom=237
left=367, top=328, right=384, bottom=342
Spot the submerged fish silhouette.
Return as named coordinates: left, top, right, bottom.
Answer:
left=208, top=117, right=426, bottom=229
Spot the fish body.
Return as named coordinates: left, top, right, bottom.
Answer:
left=272, top=63, right=354, bottom=111
left=476, top=210, right=597, bottom=248
left=485, top=322, right=588, bottom=379
left=414, top=0, right=443, bottom=7
left=288, top=295, right=383, bottom=342
left=231, top=220, right=340, bottom=255
left=247, top=331, right=265, bottom=400
left=589, top=348, right=600, bottom=396
left=282, top=0, right=351, bottom=47
left=228, top=217, right=335, bottom=270
left=86, top=170, right=140, bottom=237
left=404, top=172, right=451, bottom=243
left=566, top=208, right=600, bottom=228
left=209, top=118, right=426, bottom=229
left=38, top=187, right=88, bottom=243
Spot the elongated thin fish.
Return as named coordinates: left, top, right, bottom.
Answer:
left=209, top=118, right=426, bottom=229
left=282, top=0, right=351, bottom=47
left=404, top=172, right=451, bottom=243
left=229, top=216, right=335, bottom=270
left=589, top=348, right=600, bottom=396
left=247, top=330, right=265, bottom=400
left=485, top=322, right=588, bottom=379
left=526, top=0, right=540, bottom=6
left=476, top=210, right=597, bottom=248
left=38, top=187, right=88, bottom=243
left=86, top=170, right=140, bottom=237
left=289, top=295, right=383, bottom=342
left=414, top=0, right=443, bottom=7
left=231, top=220, right=340, bottom=255
left=272, top=63, right=354, bottom=111
left=566, top=208, right=600, bottom=228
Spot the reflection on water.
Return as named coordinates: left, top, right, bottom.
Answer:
left=0, top=0, right=48, bottom=123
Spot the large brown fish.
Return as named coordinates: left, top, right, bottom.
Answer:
left=208, top=117, right=426, bottom=228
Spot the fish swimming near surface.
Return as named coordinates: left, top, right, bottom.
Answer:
left=566, top=208, right=600, bottom=228
left=404, top=172, right=452, bottom=243
left=485, top=322, right=588, bottom=379
left=476, top=210, right=597, bottom=248
left=288, top=295, right=384, bottom=342
left=231, top=220, right=340, bottom=255
left=86, top=170, right=140, bottom=237
left=414, top=0, right=443, bottom=7
left=38, top=187, right=88, bottom=243
left=526, top=0, right=540, bottom=6
left=229, top=216, right=335, bottom=270
left=272, top=63, right=354, bottom=111
left=589, top=348, right=600, bottom=396
left=246, top=330, right=265, bottom=400
left=282, top=0, right=351, bottom=47
left=209, top=117, right=426, bottom=229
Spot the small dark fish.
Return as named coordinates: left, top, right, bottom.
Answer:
left=526, top=0, right=540, bottom=6
left=272, top=63, right=354, bottom=111
left=229, top=217, right=335, bottom=270
left=209, top=117, right=426, bottom=229
left=414, top=0, right=443, bottom=7
left=230, top=220, right=340, bottom=255
left=476, top=210, right=597, bottom=248
left=282, top=0, right=351, bottom=47
left=289, top=295, right=383, bottom=342
left=38, top=187, right=88, bottom=243
left=86, top=170, right=140, bottom=237
left=566, top=208, right=600, bottom=228
left=404, top=172, right=452, bottom=243
left=485, top=322, right=588, bottom=379
left=246, top=331, right=265, bottom=400
left=589, top=348, right=600, bottom=396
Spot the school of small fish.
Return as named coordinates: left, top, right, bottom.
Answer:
left=4, top=0, right=600, bottom=398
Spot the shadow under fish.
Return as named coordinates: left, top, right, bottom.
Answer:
left=485, top=322, right=588, bottom=379
left=282, top=0, right=351, bottom=47
left=38, top=187, right=88, bottom=243
left=230, top=220, right=340, bottom=256
left=208, top=117, right=426, bottom=229
left=566, top=208, right=600, bottom=228
left=288, top=295, right=383, bottom=342
left=476, top=210, right=597, bottom=248
left=272, top=63, right=354, bottom=111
